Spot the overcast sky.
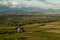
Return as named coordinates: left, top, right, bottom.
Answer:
left=0, top=0, right=60, bottom=9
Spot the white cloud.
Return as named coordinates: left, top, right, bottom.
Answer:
left=0, top=1, right=8, bottom=5
left=0, top=0, right=60, bottom=9
left=0, top=1, right=21, bottom=8
left=9, top=1, right=19, bottom=8
left=38, top=0, right=46, bottom=1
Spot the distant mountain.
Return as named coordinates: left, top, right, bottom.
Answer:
left=0, top=5, right=60, bottom=12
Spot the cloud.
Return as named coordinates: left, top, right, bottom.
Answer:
left=43, top=2, right=58, bottom=6
left=26, top=0, right=32, bottom=1
left=0, top=0, right=60, bottom=9
left=43, top=2, right=60, bottom=9
left=0, top=1, right=20, bottom=8
left=38, top=0, right=46, bottom=1
left=0, top=1, right=8, bottom=5
left=9, top=2, right=19, bottom=8
left=0, top=0, right=8, bottom=1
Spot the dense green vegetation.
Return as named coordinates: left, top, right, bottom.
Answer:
left=0, top=14, right=60, bottom=40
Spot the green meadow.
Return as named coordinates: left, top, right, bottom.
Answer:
left=0, top=15, right=60, bottom=40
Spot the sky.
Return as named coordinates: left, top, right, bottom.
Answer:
left=0, top=0, right=60, bottom=9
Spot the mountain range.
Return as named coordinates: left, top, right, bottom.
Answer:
left=0, top=5, right=60, bottom=12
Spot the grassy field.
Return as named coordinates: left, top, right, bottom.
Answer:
left=0, top=15, right=60, bottom=40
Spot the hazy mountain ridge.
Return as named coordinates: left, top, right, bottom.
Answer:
left=0, top=5, right=60, bottom=12
left=0, top=5, right=60, bottom=15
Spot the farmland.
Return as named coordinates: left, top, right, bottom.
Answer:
left=0, top=14, right=60, bottom=40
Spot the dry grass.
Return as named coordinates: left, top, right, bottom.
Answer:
left=46, top=30, right=60, bottom=33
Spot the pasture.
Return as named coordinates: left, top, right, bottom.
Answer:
left=0, top=15, right=60, bottom=40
